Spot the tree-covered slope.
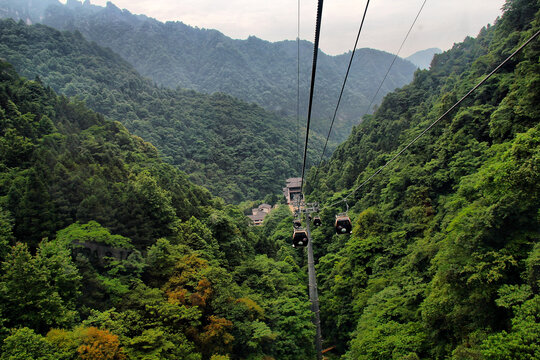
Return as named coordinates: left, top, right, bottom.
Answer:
left=304, top=0, right=540, bottom=358
left=0, top=60, right=317, bottom=359
left=0, top=0, right=417, bottom=143
left=0, top=59, right=212, bottom=249
left=0, top=19, right=331, bottom=202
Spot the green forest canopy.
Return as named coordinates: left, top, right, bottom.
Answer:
left=304, top=0, right=540, bottom=358
left=0, top=18, right=335, bottom=202
left=0, top=59, right=315, bottom=359
left=0, top=0, right=417, bottom=141
left=0, top=0, right=538, bottom=358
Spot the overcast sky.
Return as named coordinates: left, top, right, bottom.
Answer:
left=62, top=0, right=506, bottom=57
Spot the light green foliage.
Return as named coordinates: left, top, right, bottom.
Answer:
left=232, top=254, right=314, bottom=359
left=56, top=221, right=133, bottom=248
left=53, top=221, right=144, bottom=309
left=46, top=328, right=81, bottom=360
left=125, top=328, right=201, bottom=360
left=210, top=355, right=230, bottom=360
left=480, top=294, right=540, bottom=359
left=1, top=328, right=54, bottom=360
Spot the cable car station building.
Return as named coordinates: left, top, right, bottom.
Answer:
left=283, top=177, right=303, bottom=205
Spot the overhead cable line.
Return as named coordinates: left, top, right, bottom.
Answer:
left=322, top=28, right=540, bottom=211
left=296, top=0, right=302, bottom=174
left=363, top=0, right=427, bottom=116
left=312, top=0, right=371, bottom=184
left=300, top=0, right=325, bottom=193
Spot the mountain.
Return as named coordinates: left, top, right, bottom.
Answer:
left=0, top=0, right=418, bottom=143
left=0, top=0, right=58, bottom=23
left=305, top=0, right=540, bottom=357
left=0, top=18, right=337, bottom=202
left=405, top=47, right=442, bottom=69
left=1, top=0, right=538, bottom=358
left=0, top=59, right=316, bottom=359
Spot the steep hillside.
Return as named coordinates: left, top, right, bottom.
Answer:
left=305, top=0, right=540, bottom=357
left=0, top=19, right=331, bottom=202
left=0, top=59, right=212, bottom=249
left=0, top=0, right=417, bottom=143
left=0, top=60, right=316, bottom=359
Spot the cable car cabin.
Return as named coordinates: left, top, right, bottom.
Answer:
left=292, top=229, right=309, bottom=247
left=293, top=219, right=302, bottom=229
left=313, top=216, right=322, bottom=227
left=335, top=214, right=352, bottom=234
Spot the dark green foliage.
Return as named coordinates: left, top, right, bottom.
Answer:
left=0, top=62, right=315, bottom=358
left=0, top=206, right=13, bottom=260
left=0, top=242, right=80, bottom=333
left=0, top=0, right=416, bottom=144
left=306, top=0, right=540, bottom=358
left=0, top=59, right=211, bottom=245
left=0, top=18, right=331, bottom=202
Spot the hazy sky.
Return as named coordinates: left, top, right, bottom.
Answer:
left=61, top=0, right=506, bottom=57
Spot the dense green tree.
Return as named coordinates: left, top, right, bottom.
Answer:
left=0, top=18, right=334, bottom=202
left=0, top=0, right=537, bottom=358
left=0, top=242, right=80, bottom=333
left=1, top=0, right=416, bottom=142
left=0, top=59, right=318, bottom=358
left=1, top=327, right=55, bottom=360
left=0, top=206, right=13, bottom=260
left=304, top=1, right=540, bottom=358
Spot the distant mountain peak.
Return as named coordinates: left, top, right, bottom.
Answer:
left=105, top=1, right=121, bottom=12
left=406, top=48, right=442, bottom=70
left=66, top=0, right=82, bottom=7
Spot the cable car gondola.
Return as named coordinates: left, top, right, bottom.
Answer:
left=292, top=229, right=309, bottom=247
left=335, top=213, right=352, bottom=234
left=313, top=216, right=322, bottom=227
left=293, top=219, right=302, bottom=229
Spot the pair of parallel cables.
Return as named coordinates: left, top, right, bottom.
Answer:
left=296, top=0, right=539, bottom=212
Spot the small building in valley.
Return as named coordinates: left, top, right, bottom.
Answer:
left=248, top=203, right=273, bottom=226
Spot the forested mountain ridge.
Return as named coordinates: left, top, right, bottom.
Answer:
left=0, top=0, right=417, bottom=143
left=1, top=0, right=537, bottom=358
left=304, top=0, right=540, bottom=358
left=405, top=47, right=442, bottom=69
left=0, top=60, right=317, bottom=359
left=0, top=18, right=334, bottom=202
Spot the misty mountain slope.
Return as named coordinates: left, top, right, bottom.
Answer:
left=0, top=0, right=417, bottom=143
left=0, top=18, right=332, bottom=202
left=405, top=47, right=442, bottom=69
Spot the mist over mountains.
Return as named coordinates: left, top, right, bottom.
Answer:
left=0, top=0, right=538, bottom=359
left=0, top=0, right=418, bottom=143
left=0, top=18, right=332, bottom=202
left=405, top=47, right=442, bottom=69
